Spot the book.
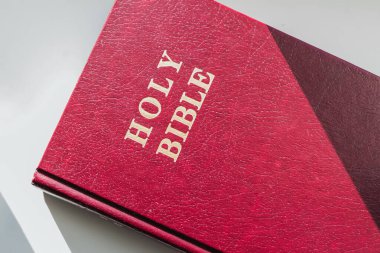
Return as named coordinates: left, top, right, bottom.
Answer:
left=32, top=0, right=380, bottom=252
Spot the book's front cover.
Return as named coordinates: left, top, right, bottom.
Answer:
left=33, top=0, right=380, bottom=252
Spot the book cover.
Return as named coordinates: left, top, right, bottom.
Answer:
left=32, top=0, right=380, bottom=252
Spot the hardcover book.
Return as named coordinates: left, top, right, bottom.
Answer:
left=32, top=0, right=380, bottom=252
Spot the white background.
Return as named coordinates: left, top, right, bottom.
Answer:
left=0, top=0, right=379, bottom=252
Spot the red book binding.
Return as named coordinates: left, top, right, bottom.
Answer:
left=32, top=0, right=380, bottom=252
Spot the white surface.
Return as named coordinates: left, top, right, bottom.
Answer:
left=0, top=0, right=379, bottom=252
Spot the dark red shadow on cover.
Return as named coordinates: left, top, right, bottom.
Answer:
left=269, top=27, right=380, bottom=228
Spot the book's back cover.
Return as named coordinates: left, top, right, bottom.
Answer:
left=33, top=0, right=380, bottom=252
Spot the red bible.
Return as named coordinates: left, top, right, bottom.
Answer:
left=32, top=0, right=380, bottom=252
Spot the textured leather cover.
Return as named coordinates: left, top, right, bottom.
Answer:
left=32, top=0, right=380, bottom=252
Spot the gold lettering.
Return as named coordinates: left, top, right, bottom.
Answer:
left=180, top=91, right=206, bottom=111
left=156, top=138, right=182, bottom=162
left=171, top=106, right=197, bottom=129
left=124, top=119, right=153, bottom=147
left=165, top=123, right=189, bottom=142
left=138, top=97, right=161, bottom=119
left=147, top=78, right=173, bottom=97
left=157, top=50, right=183, bottom=73
left=188, top=67, right=214, bottom=93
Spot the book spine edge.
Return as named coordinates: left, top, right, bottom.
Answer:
left=32, top=169, right=212, bottom=253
